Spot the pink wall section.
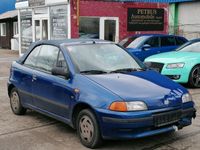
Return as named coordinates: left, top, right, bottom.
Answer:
left=71, top=0, right=169, bottom=40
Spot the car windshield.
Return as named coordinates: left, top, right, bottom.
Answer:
left=119, top=36, right=149, bottom=48
left=177, top=41, right=200, bottom=52
left=66, top=44, right=142, bottom=74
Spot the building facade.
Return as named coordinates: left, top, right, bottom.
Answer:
left=0, top=10, right=18, bottom=49
left=167, top=0, right=199, bottom=39
left=169, top=1, right=200, bottom=40
left=15, top=0, right=169, bottom=55
left=0, top=0, right=18, bottom=50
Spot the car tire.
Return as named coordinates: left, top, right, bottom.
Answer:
left=10, top=88, right=27, bottom=115
left=188, top=65, right=200, bottom=88
left=76, top=109, right=102, bottom=148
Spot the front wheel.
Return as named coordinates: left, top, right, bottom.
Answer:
left=76, top=109, right=102, bottom=148
left=10, top=88, right=27, bottom=115
left=188, top=65, right=200, bottom=88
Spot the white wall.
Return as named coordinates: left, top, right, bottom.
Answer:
left=178, top=2, right=200, bottom=39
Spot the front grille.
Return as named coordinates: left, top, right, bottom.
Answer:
left=145, top=62, right=164, bottom=73
left=153, top=110, right=182, bottom=127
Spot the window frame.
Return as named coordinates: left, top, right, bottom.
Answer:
left=54, top=50, right=70, bottom=79
left=34, top=44, right=60, bottom=74
left=23, top=44, right=71, bottom=78
left=57, top=50, right=68, bottom=69
left=13, top=22, right=18, bottom=36
left=0, top=23, right=6, bottom=36
left=23, top=45, right=42, bottom=69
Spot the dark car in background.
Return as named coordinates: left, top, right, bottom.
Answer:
left=119, top=34, right=188, bottom=61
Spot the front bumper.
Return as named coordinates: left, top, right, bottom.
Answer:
left=161, top=67, right=190, bottom=83
left=96, top=106, right=196, bottom=140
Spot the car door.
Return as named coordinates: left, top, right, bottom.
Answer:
left=137, top=37, right=160, bottom=61
left=31, top=45, right=74, bottom=119
left=19, top=46, right=42, bottom=107
left=160, top=36, right=177, bottom=52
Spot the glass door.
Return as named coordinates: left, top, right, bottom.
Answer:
left=33, top=18, right=49, bottom=42
left=42, top=19, right=48, bottom=40
left=100, top=17, right=119, bottom=43
left=35, top=20, right=40, bottom=41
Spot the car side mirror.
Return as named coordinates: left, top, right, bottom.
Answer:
left=142, top=44, right=151, bottom=51
left=52, top=67, right=70, bottom=79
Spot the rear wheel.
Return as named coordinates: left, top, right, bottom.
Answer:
left=76, top=109, right=102, bottom=148
left=188, top=65, right=200, bottom=88
left=10, top=88, right=27, bottom=115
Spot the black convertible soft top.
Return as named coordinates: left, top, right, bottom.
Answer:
left=17, top=39, right=113, bottom=64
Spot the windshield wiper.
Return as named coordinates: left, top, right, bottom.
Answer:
left=110, top=68, right=145, bottom=73
left=80, top=70, right=108, bottom=74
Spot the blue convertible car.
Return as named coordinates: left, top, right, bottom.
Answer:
left=8, top=39, right=196, bottom=148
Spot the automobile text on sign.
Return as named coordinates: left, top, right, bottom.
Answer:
left=127, top=8, right=164, bottom=31
left=29, top=0, right=45, bottom=7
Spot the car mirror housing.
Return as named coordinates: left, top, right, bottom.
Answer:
left=52, top=67, right=70, bottom=79
left=142, top=44, right=151, bottom=50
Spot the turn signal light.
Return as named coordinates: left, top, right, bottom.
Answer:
left=109, top=102, right=127, bottom=112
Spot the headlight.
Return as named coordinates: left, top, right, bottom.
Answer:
left=166, top=63, right=185, bottom=69
left=109, top=101, right=148, bottom=112
left=182, top=93, right=193, bottom=103
left=126, top=101, right=148, bottom=111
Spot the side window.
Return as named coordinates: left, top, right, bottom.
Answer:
left=36, top=45, right=59, bottom=73
left=176, top=37, right=186, bottom=45
left=57, top=51, right=68, bottom=69
left=24, top=46, right=41, bottom=68
left=144, top=37, right=159, bottom=48
left=161, top=37, right=176, bottom=46
left=123, top=37, right=137, bottom=48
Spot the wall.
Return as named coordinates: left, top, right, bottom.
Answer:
left=178, top=2, right=200, bottom=39
left=71, top=0, right=169, bottom=40
left=0, top=18, right=16, bottom=49
left=0, top=0, right=16, bottom=14
left=169, top=3, right=179, bottom=34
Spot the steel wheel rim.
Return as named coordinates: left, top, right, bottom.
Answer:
left=192, top=67, right=200, bottom=87
left=79, top=115, right=94, bottom=143
left=10, top=91, right=20, bottom=112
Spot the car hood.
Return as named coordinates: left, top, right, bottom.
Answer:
left=85, top=71, right=187, bottom=110
left=145, top=51, right=199, bottom=63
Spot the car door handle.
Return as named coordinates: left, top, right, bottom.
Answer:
left=32, top=74, right=37, bottom=82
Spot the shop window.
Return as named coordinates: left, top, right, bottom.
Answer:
left=79, top=17, right=99, bottom=39
left=13, top=22, right=18, bottom=36
left=50, top=5, right=68, bottom=40
left=20, top=9, right=32, bottom=53
left=0, top=23, right=6, bottom=36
